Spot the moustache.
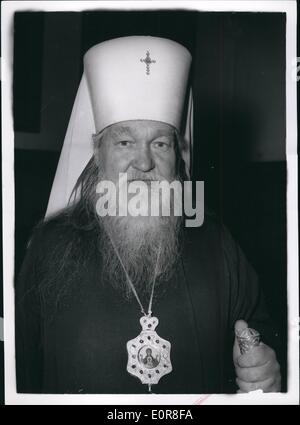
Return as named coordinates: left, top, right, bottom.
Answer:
left=125, top=174, right=164, bottom=183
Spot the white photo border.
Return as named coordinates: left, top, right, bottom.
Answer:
left=1, top=0, right=298, bottom=405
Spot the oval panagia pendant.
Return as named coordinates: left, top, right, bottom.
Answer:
left=126, top=315, right=172, bottom=391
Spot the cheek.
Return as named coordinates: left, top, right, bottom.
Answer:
left=155, top=152, right=177, bottom=179
left=96, top=139, right=126, bottom=176
left=102, top=151, right=132, bottom=179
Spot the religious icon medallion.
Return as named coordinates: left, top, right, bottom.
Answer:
left=126, top=315, right=172, bottom=390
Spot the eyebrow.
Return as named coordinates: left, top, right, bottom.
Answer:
left=109, top=126, right=132, bottom=138
left=152, top=130, right=175, bottom=139
left=109, top=125, right=175, bottom=140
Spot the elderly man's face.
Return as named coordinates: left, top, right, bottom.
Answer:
left=93, top=120, right=182, bottom=297
left=95, top=120, right=177, bottom=182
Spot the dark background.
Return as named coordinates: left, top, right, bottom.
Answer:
left=11, top=10, right=287, bottom=394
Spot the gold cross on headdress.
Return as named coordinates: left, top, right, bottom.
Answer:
left=140, top=51, right=156, bottom=75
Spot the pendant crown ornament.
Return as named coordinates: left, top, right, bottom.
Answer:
left=140, top=315, right=158, bottom=331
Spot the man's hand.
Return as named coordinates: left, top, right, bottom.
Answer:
left=233, top=320, right=281, bottom=393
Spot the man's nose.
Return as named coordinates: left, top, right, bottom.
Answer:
left=132, top=145, right=155, bottom=172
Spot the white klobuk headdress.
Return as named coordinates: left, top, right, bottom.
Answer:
left=46, top=36, right=193, bottom=217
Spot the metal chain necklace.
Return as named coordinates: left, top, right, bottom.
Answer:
left=106, top=231, right=172, bottom=392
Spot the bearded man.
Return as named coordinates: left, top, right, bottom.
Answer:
left=15, top=36, right=281, bottom=394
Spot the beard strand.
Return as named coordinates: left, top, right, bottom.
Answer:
left=97, top=213, right=183, bottom=300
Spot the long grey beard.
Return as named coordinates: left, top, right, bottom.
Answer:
left=98, top=214, right=182, bottom=300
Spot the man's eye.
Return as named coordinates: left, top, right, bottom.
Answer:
left=152, top=141, right=169, bottom=151
left=118, top=140, right=132, bottom=147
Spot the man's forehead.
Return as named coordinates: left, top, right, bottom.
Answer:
left=104, top=120, right=175, bottom=138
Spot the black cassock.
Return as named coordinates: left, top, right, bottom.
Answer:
left=15, top=210, right=277, bottom=394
